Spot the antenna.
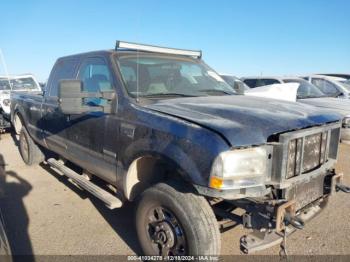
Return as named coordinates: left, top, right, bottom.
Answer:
left=0, top=48, right=11, bottom=90
left=136, top=48, right=139, bottom=102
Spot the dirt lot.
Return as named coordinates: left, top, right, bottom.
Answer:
left=0, top=131, right=349, bottom=257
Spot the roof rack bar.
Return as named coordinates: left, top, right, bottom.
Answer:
left=115, top=41, right=202, bottom=58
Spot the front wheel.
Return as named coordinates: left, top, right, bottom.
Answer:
left=135, top=182, right=221, bottom=256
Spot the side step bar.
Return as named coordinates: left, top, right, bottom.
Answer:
left=47, top=158, right=123, bottom=209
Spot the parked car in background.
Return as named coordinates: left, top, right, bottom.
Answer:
left=302, top=75, right=350, bottom=99
left=10, top=41, right=349, bottom=256
left=318, top=73, right=350, bottom=80
left=38, top=82, right=46, bottom=90
left=0, top=75, right=41, bottom=131
left=219, top=74, right=249, bottom=94
left=239, top=76, right=350, bottom=144
left=240, top=76, right=281, bottom=89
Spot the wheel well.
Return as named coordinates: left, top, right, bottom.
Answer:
left=124, top=155, right=190, bottom=201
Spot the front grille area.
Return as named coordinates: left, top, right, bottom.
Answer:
left=283, top=124, right=340, bottom=179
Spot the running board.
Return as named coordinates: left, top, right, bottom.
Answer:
left=47, top=158, right=123, bottom=209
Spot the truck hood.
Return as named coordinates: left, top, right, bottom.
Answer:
left=298, top=97, right=350, bottom=117
left=0, top=90, right=10, bottom=96
left=145, top=95, right=341, bottom=146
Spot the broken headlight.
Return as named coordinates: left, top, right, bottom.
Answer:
left=209, top=147, right=271, bottom=190
left=2, top=99, right=10, bottom=106
left=342, top=117, right=350, bottom=128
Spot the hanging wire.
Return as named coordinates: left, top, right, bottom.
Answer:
left=136, top=48, right=139, bottom=102
left=134, top=3, right=141, bottom=103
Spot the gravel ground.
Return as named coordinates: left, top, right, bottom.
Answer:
left=0, top=132, right=349, bottom=258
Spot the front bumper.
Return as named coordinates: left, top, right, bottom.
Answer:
left=239, top=172, right=349, bottom=254
left=341, top=127, right=350, bottom=144
left=0, top=113, right=11, bottom=130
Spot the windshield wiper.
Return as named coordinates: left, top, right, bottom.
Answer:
left=197, top=89, right=234, bottom=95
left=141, top=93, right=199, bottom=98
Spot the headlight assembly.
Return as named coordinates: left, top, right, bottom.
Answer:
left=342, top=117, right=350, bottom=128
left=209, top=146, right=272, bottom=190
left=2, top=99, right=10, bottom=106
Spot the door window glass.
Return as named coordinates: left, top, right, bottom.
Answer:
left=257, top=79, right=280, bottom=87
left=311, top=78, right=339, bottom=96
left=243, top=79, right=258, bottom=88
left=78, top=57, right=113, bottom=106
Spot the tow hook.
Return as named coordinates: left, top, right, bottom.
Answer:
left=336, top=183, right=350, bottom=193
left=284, top=213, right=304, bottom=230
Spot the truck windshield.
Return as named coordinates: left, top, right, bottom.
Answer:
left=0, top=77, right=39, bottom=91
left=117, top=55, right=235, bottom=98
left=283, top=79, right=326, bottom=98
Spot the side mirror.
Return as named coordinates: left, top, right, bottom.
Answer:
left=337, top=92, right=345, bottom=98
left=234, top=81, right=246, bottom=95
left=58, top=79, right=115, bottom=115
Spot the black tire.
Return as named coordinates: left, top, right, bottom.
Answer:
left=19, top=127, right=44, bottom=165
left=135, top=182, right=221, bottom=256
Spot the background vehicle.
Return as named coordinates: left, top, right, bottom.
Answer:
left=10, top=41, right=349, bottom=256
left=0, top=75, right=41, bottom=131
left=302, top=75, right=350, bottom=98
left=219, top=74, right=249, bottom=94
left=240, top=76, right=350, bottom=144
left=318, top=73, right=350, bottom=80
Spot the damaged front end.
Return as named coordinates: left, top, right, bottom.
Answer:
left=238, top=171, right=348, bottom=254
left=196, top=121, right=350, bottom=253
left=0, top=110, right=11, bottom=133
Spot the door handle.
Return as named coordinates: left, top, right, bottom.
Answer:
left=103, top=149, right=117, bottom=158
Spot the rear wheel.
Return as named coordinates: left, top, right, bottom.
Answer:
left=135, top=182, right=221, bottom=256
left=19, top=127, right=44, bottom=165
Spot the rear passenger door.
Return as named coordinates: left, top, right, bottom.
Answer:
left=42, top=57, right=79, bottom=155
left=64, top=56, right=118, bottom=184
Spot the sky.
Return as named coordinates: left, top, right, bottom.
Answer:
left=0, top=0, right=349, bottom=82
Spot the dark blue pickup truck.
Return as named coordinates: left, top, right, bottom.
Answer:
left=10, top=41, right=350, bottom=256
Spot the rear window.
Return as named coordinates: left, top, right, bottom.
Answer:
left=243, top=79, right=258, bottom=88
left=243, top=78, right=280, bottom=88
left=258, top=79, right=280, bottom=86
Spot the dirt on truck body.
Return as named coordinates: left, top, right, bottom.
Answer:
left=9, top=41, right=350, bottom=257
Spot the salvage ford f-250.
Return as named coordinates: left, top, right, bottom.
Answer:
left=10, top=41, right=350, bottom=256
